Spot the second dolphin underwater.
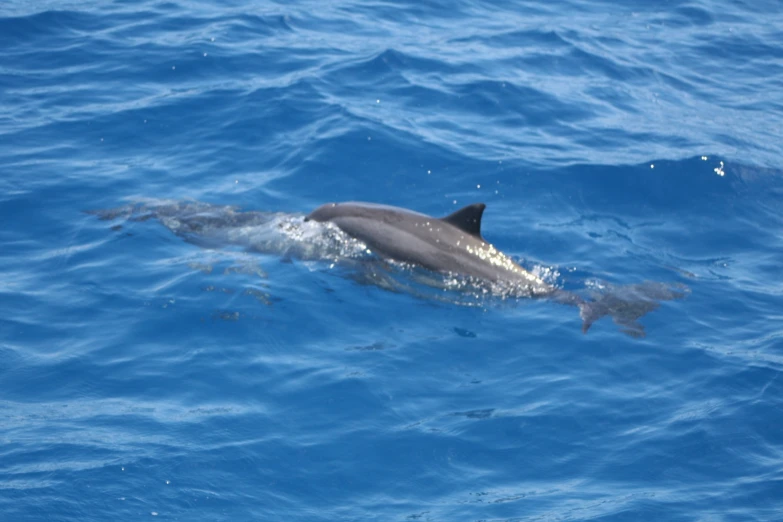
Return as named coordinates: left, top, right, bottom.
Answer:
left=92, top=199, right=688, bottom=336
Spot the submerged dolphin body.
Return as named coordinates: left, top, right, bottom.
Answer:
left=306, top=201, right=687, bottom=336
left=91, top=199, right=687, bottom=337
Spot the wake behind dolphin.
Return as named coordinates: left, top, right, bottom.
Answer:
left=91, top=199, right=688, bottom=337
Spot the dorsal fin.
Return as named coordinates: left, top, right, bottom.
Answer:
left=441, top=203, right=486, bottom=238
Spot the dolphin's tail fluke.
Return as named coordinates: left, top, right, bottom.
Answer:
left=575, top=281, right=689, bottom=338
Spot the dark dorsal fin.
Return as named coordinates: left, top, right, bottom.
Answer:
left=441, top=203, right=486, bottom=238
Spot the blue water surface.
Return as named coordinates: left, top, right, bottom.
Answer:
left=2, top=0, right=783, bottom=520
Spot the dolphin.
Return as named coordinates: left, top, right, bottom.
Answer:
left=90, top=199, right=688, bottom=336
left=306, top=201, right=688, bottom=336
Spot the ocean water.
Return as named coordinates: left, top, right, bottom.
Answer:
left=2, top=0, right=783, bottom=520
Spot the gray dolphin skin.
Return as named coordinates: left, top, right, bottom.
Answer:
left=306, top=201, right=551, bottom=293
left=306, top=201, right=687, bottom=336
left=91, top=199, right=687, bottom=337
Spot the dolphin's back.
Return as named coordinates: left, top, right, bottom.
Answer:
left=306, top=202, right=550, bottom=291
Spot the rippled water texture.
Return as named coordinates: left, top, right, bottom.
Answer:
left=2, top=1, right=782, bottom=520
